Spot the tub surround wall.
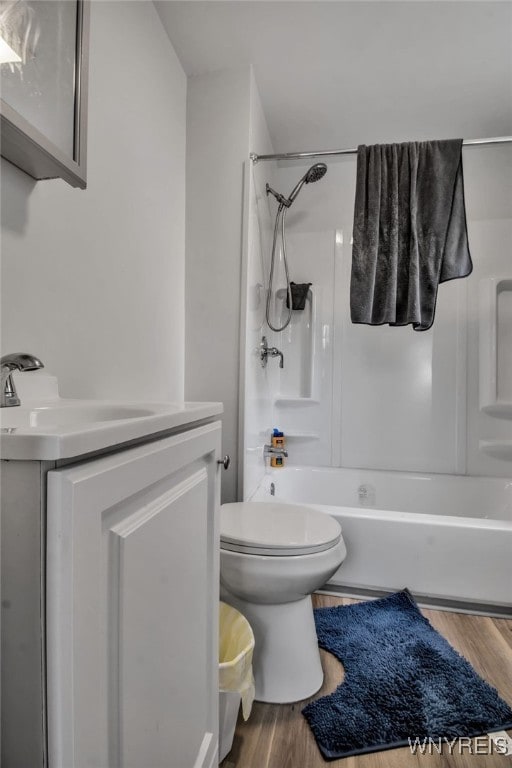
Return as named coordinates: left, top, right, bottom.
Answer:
left=1, top=1, right=186, bottom=402
left=244, top=148, right=512, bottom=612
left=337, top=220, right=467, bottom=475
left=465, top=144, right=512, bottom=475
left=241, top=148, right=278, bottom=500
left=186, top=66, right=273, bottom=502
left=270, top=228, right=335, bottom=467
left=247, top=145, right=512, bottom=480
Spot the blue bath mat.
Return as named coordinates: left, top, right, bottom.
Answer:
left=302, top=590, right=512, bottom=760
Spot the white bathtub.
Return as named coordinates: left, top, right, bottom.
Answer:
left=251, top=466, right=512, bottom=611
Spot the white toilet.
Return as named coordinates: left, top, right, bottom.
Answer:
left=220, top=502, right=347, bottom=703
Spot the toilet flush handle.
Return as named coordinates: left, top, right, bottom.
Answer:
left=217, top=455, right=231, bottom=470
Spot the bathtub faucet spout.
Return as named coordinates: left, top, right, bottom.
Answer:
left=264, top=444, right=288, bottom=461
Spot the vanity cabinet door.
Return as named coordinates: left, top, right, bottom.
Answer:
left=46, top=421, right=221, bottom=768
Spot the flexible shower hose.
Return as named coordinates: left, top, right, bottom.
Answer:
left=265, top=203, right=293, bottom=332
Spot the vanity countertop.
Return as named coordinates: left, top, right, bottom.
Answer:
left=0, top=398, right=223, bottom=460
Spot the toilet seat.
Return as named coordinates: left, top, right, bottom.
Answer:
left=220, top=502, right=342, bottom=556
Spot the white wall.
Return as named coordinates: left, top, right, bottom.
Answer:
left=185, top=66, right=272, bottom=502
left=155, top=1, right=512, bottom=154
left=185, top=66, right=250, bottom=502
left=1, top=1, right=186, bottom=402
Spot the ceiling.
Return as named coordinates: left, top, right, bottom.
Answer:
left=155, top=1, right=512, bottom=153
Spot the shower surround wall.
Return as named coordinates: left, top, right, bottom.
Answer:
left=241, top=157, right=278, bottom=500
left=243, top=143, right=512, bottom=485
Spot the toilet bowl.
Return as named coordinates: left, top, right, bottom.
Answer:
left=220, top=502, right=347, bottom=704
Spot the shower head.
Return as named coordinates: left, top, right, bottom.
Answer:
left=266, top=162, right=328, bottom=208
left=287, top=162, right=327, bottom=205
left=305, top=163, right=328, bottom=184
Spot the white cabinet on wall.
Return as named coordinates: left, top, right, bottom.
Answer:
left=0, top=0, right=90, bottom=188
left=1, top=418, right=221, bottom=768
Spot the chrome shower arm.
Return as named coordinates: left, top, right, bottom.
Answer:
left=266, top=184, right=291, bottom=208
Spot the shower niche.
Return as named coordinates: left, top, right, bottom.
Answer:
left=266, top=228, right=336, bottom=466
left=479, top=276, right=512, bottom=461
left=479, top=276, right=512, bottom=417
left=272, top=284, right=324, bottom=453
left=273, top=287, right=315, bottom=401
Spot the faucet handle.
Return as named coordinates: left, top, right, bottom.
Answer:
left=259, top=336, right=284, bottom=369
left=268, top=347, right=284, bottom=369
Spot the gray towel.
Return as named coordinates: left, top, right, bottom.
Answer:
left=350, top=139, right=472, bottom=331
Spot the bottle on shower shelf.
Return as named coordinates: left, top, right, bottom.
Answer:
left=271, top=428, right=286, bottom=448
left=271, top=429, right=286, bottom=468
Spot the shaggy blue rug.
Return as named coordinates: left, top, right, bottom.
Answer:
left=302, top=590, right=512, bottom=760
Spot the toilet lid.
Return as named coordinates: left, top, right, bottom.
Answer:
left=220, top=502, right=342, bottom=556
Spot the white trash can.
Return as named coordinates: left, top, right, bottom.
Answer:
left=218, top=602, right=255, bottom=763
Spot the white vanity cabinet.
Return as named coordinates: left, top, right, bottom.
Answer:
left=1, top=416, right=221, bottom=768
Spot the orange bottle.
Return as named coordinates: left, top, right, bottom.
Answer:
left=270, top=429, right=286, bottom=468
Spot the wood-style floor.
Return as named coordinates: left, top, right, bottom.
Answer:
left=221, top=594, right=512, bottom=768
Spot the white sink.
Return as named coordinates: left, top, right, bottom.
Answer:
left=0, top=398, right=223, bottom=460
left=0, top=403, right=156, bottom=429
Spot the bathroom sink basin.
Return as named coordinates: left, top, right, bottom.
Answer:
left=0, top=403, right=155, bottom=429
left=0, top=398, right=223, bottom=460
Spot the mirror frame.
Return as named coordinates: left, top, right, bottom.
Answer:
left=0, top=0, right=90, bottom=189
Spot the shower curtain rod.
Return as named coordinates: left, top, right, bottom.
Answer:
left=250, top=135, right=512, bottom=163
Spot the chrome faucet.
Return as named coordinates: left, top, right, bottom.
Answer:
left=1, top=353, right=44, bottom=407
left=260, top=336, right=284, bottom=369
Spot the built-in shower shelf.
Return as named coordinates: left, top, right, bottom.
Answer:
left=284, top=431, right=320, bottom=441
left=479, top=440, right=512, bottom=460
left=258, top=429, right=319, bottom=440
left=481, top=403, right=512, bottom=419
left=479, top=277, right=512, bottom=416
left=274, top=397, right=320, bottom=407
